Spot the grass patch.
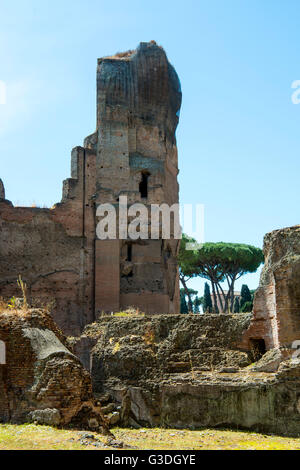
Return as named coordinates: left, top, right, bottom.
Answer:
left=1, top=424, right=300, bottom=450
left=113, top=307, right=144, bottom=317
left=0, top=424, right=101, bottom=450
left=112, top=341, right=120, bottom=354
left=113, top=427, right=300, bottom=450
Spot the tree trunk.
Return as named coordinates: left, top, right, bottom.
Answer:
left=230, top=275, right=237, bottom=312
left=211, top=282, right=219, bottom=313
left=218, top=282, right=230, bottom=313
left=215, top=283, right=224, bottom=312
left=230, top=279, right=234, bottom=312
left=180, top=276, right=193, bottom=313
left=223, top=275, right=235, bottom=313
left=223, top=276, right=231, bottom=312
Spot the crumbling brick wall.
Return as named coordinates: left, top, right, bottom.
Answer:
left=0, top=193, right=95, bottom=335
left=0, top=308, right=106, bottom=430
left=241, top=225, right=300, bottom=350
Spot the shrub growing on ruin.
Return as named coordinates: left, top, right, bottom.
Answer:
left=178, top=234, right=201, bottom=312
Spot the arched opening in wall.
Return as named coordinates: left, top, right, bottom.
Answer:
left=139, top=171, right=150, bottom=199
left=249, top=338, right=266, bottom=362
left=0, top=340, right=6, bottom=365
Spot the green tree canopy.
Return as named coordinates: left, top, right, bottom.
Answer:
left=180, top=288, right=202, bottom=314
left=203, top=282, right=213, bottom=313
left=241, top=300, right=253, bottom=313
left=178, top=234, right=200, bottom=312
left=194, top=242, right=263, bottom=313
left=178, top=235, right=264, bottom=314
left=193, top=295, right=203, bottom=314
left=180, top=288, right=189, bottom=314
left=240, top=284, right=252, bottom=309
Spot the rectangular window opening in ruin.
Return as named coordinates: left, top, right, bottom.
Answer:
left=139, top=171, right=150, bottom=199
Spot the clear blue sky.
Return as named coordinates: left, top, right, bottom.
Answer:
left=1, top=0, right=300, bottom=296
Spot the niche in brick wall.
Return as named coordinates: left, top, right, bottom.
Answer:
left=249, top=338, right=266, bottom=361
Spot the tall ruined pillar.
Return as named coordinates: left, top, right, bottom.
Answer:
left=88, top=41, right=182, bottom=315
left=0, top=41, right=182, bottom=337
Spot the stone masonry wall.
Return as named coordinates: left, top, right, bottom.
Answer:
left=71, top=313, right=252, bottom=383
left=75, top=313, right=300, bottom=436
left=0, top=147, right=96, bottom=336
left=0, top=308, right=106, bottom=430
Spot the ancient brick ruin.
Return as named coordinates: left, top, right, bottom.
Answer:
left=0, top=41, right=181, bottom=336
left=1, top=41, right=300, bottom=437
left=67, top=224, right=300, bottom=436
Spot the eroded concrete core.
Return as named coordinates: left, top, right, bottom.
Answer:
left=71, top=313, right=300, bottom=436
left=0, top=41, right=181, bottom=336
